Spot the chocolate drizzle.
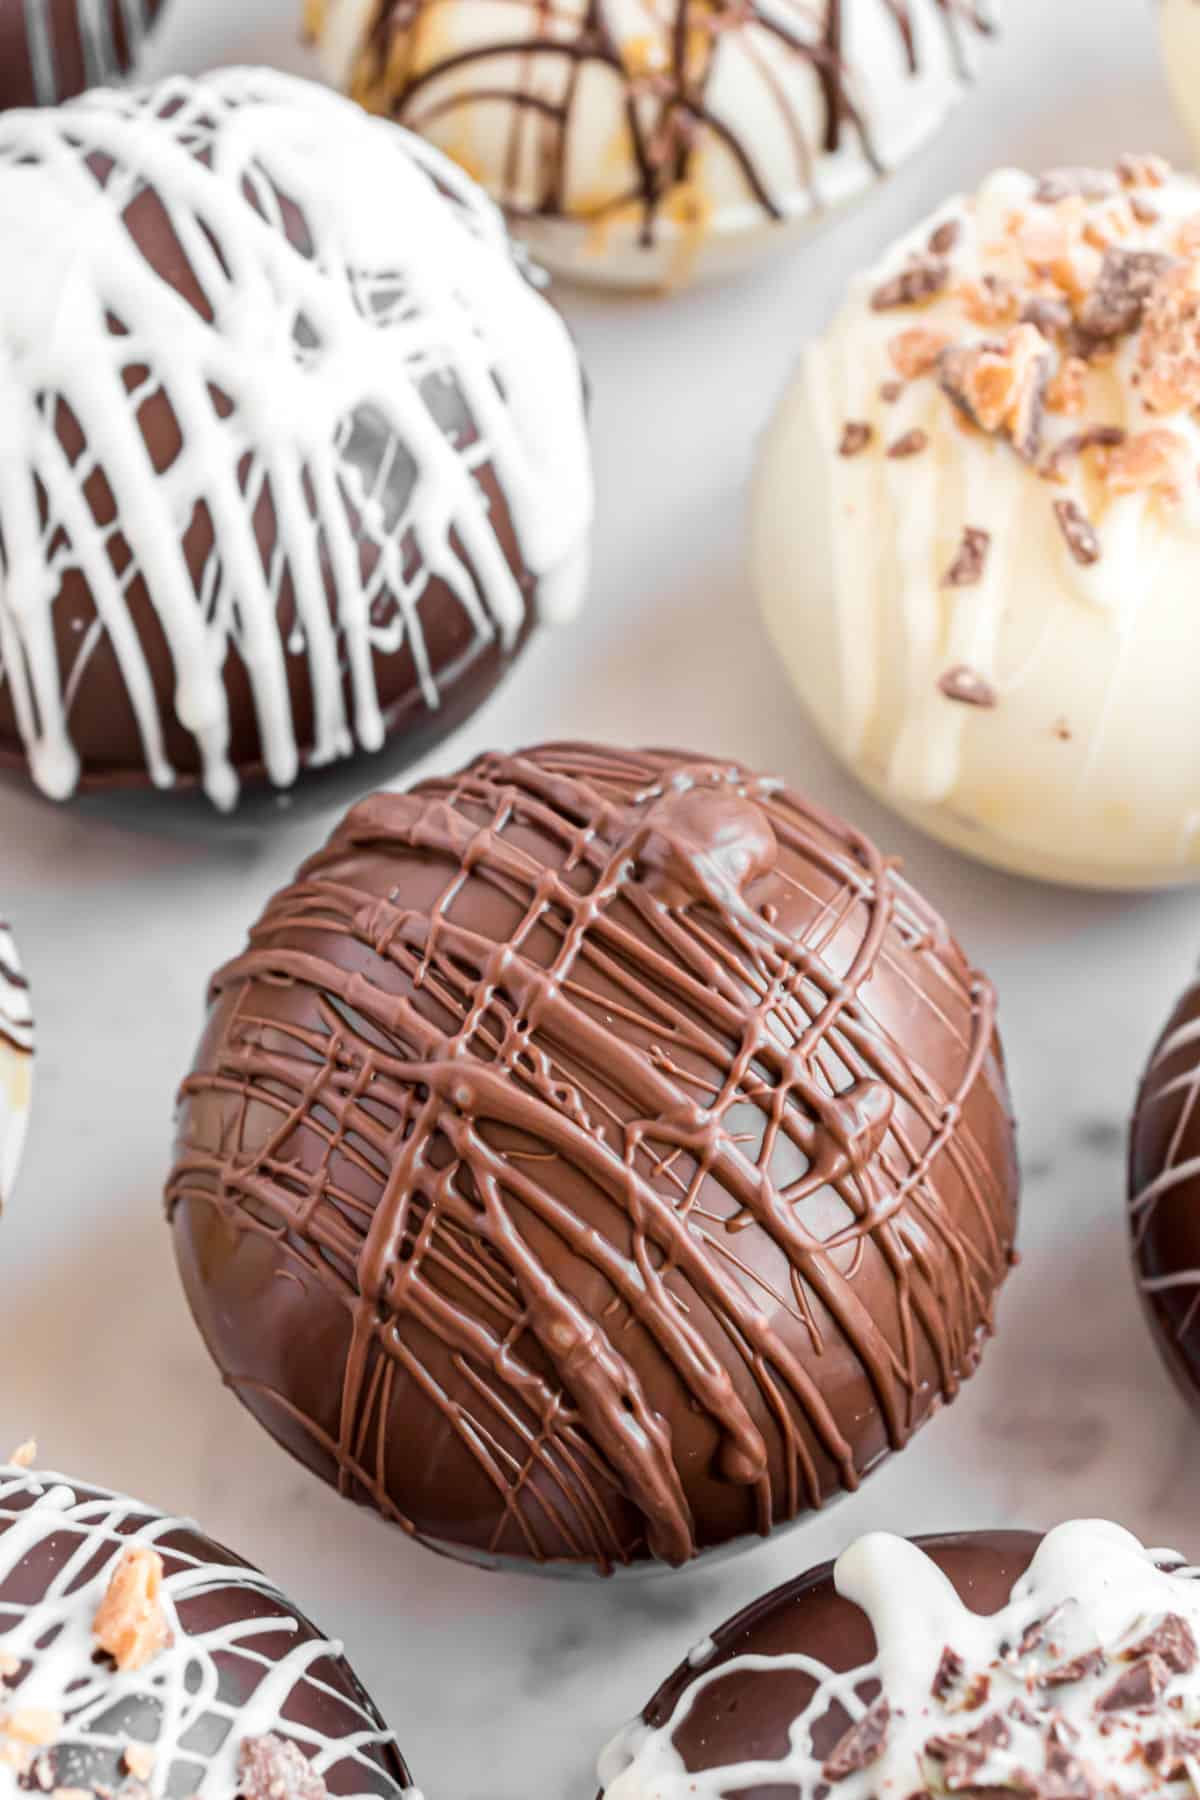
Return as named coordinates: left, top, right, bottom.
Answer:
left=338, top=0, right=993, bottom=246
left=168, top=745, right=1017, bottom=1572
left=0, top=937, right=30, bottom=1061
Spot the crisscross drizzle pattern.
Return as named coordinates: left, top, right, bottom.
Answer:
left=314, top=0, right=992, bottom=241
left=168, top=745, right=1016, bottom=1570
left=0, top=1466, right=416, bottom=1800
left=0, top=70, right=591, bottom=809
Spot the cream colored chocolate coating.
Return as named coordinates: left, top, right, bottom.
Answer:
left=1162, top=0, right=1200, bottom=162
left=753, top=158, right=1200, bottom=889
left=311, top=0, right=992, bottom=292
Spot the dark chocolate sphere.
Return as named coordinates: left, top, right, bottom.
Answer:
left=598, top=1532, right=1040, bottom=1797
left=1130, top=971, right=1200, bottom=1406
left=0, top=1464, right=414, bottom=1798
left=167, top=744, right=1019, bottom=1575
left=0, top=0, right=164, bottom=109
left=0, top=70, right=591, bottom=817
left=596, top=1521, right=1200, bottom=1798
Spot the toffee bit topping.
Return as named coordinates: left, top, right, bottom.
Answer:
left=933, top=1647, right=966, bottom=1701
left=1035, top=167, right=1118, bottom=205
left=839, top=421, right=873, bottom=457
left=887, top=429, right=929, bottom=459
left=0, top=1709, right=63, bottom=1777
left=961, top=275, right=1020, bottom=327
left=1117, top=152, right=1170, bottom=190
left=1104, top=428, right=1189, bottom=498
left=938, top=665, right=997, bottom=708
left=943, top=527, right=991, bottom=588
left=1041, top=1649, right=1107, bottom=1690
left=7, top=1441, right=36, bottom=1470
left=927, top=1712, right=1011, bottom=1788
left=1045, top=356, right=1088, bottom=416
left=823, top=1698, right=890, bottom=1781
left=890, top=327, right=951, bottom=379
left=1017, top=211, right=1100, bottom=303
left=1020, top=296, right=1073, bottom=340
left=1041, top=425, right=1127, bottom=483
left=1143, top=1731, right=1200, bottom=1777
left=1124, top=1613, right=1198, bottom=1674
left=871, top=259, right=950, bottom=312
left=1095, top=1654, right=1170, bottom=1713
left=879, top=380, right=903, bottom=404
left=929, top=219, right=963, bottom=256
left=123, top=1744, right=155, bottom=1781
left=93, top=1546, right=173, bottom=1673
left=1053, top=499, right=1102, bottom=567
left=939, top=325, right=1050, bottom=461
left=237, top=1734, right=330, bottom=1800
left=1076, top=248, right=1176, bottom=341
left=1136, top=264, right=1200, bottom=414
left=930, top=1712, right=1011, bottom=1759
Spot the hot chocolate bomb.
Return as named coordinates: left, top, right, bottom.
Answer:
left=0, top=1, right=164, bottom=109
left=598, top=1520, right=1200, bottom=1798
left=168, top=744, right=1018, bottom=1574
left=1129, top=971, right=1200, bottom=1410
left=310, top=0, right=995, bottom=290
left=753, top=153, right=1200, bottom=888
left=0, top=1463, right=416, bottom=1799
left=0, top=70, right=592, bottom=815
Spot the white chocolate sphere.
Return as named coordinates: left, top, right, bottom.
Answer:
left=1162, top=0, right=1200, bottom=161
left=752, top=157, right=1200, bottom=889
left=0, top=920, right=32, bottom=1211
left=309, top=0, right=995, bottom=292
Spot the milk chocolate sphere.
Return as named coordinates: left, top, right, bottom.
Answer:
left=753, top=154, right=1200, bottom=888
left=0, top=70, right=592, bottom=816
left=0, top=1462, right=414, bottom=1798
left=598, top=1520, right=1200, bottom=1798
left=168, top=743, right=1019, bottom=1575
left=0, top=919, right=33, bottom=1213
left=0, top=0, right=164, bottom=109
left=1130, top=970, right=1200, bottom=1408
left=309, top=0, right=995, bottom=291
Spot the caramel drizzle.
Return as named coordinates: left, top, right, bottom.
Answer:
left=352, top=0, right=992, bottom=244
left=168, top=746, right=1013, bottom=1569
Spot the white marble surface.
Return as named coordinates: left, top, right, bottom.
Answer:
left=4, top=2, right=1200, bottom=1797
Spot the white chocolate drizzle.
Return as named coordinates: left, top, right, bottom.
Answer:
left=0, top=1466, right=413, bottom=1799
left=20, top=0, right=157, bottom=105
left=0, top=69, right=592, bottom=809
left=599, top=1520, right=1200, bottom=1798
left=0, top=920, right=32, bottom=1210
